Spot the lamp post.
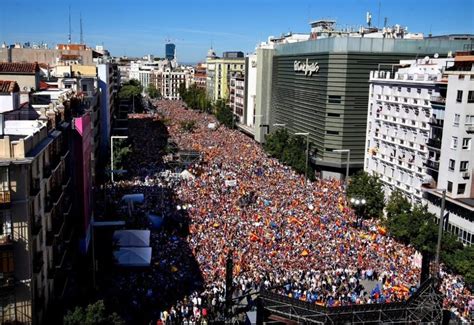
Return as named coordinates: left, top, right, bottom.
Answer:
left=423, top=188, right=447, bottom=279
left=350, top=197, right=366, bottom=227
left=332, top=149, right=351, bottom=187
left=110, top=135, right=128, bottom=183
left=295, top=132, right=310, bottom=185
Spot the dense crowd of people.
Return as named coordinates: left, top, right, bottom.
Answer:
left=106, top=100, right=472, bottom=323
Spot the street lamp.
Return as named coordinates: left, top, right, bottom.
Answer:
left=110, top=135, right=128, bottom=183
left=332, top=149, right=351, bottom=186
left=350, top=197, right=366, bottom=227
left=422, top=188, right=447, bottom=280
left=295, top=132, right=310, bottom=186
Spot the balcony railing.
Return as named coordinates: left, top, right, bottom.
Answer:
left=424, top=160, right=440, bottom=170
left=426, top=138, right=441, bottom=149
left=430, top=96, right=446, bottom=104
left=44, top=196, right=53, bottom=213
left=32, top=216, right=42, bottom=236
left=30, top=178, right=41, bottom=196
left=33, top=252, right=43, bottom=273
left=43, top=164, right=52, bottom=179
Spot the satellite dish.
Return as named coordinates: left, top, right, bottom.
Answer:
left=424, top=56, right=430, bottom=63
left=434, top=53, right=439, bottom=58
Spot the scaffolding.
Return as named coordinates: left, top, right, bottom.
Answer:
left=257, top=278, right=443, bottom=324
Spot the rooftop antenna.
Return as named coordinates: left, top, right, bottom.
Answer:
left=377, top=0, right=381, bottom=28
left=68, top=5, right=71, bottom=44
left=80, top=12, right=83, bottom=44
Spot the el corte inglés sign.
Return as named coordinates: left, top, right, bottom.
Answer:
left=294, top=59, right=320, bottom=76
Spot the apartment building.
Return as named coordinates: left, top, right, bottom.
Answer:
left=424, top=52, right=474, bottom=245
left=206, top=51, right=245, bottom=102
left=0, top=82, right=73, bottom=324
left=365, top=53, right=474, bottom=245
left=365, top=57, right=451, bottom=203
left=229, top=73, right=245, bottom=124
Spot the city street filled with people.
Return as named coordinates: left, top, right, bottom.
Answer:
left=105, top=100, right=473, bottom=323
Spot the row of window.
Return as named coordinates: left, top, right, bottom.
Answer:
left=447, top=181, right=468, bottom=195
left=451, top=137, right=472, bottom=150
left=456, top=90, right=474, bottom=103
left=453, top=114, right=474, bottom=126
left=448, top=159, right=470, bottom=172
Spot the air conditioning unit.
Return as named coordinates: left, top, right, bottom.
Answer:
left=462, top=172, right=470, bottom=179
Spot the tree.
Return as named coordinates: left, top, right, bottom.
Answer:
left=214, top=99, right=234, bottom=128
left=112, top=138, right=131, bottom=177
left=264, top=128, right=290, bottom=159
left=146, top=83, right=160, bottom=99
left=263, top=129, right=315, bottom=180
left=64, top=300, right=125, bottom=325
left=346, top=171, right=385, bottom=219
left=118, top=79, right=143, bottom=113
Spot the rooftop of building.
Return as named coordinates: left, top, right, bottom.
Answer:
left=56, top=43, right=88, bottom=51
left=273, top=37, right=472, bottom=57
left=0, top=62, right=39, bottom=74
left=0, top=80, right=19, bottom=93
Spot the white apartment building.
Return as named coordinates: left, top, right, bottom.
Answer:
left=424, top=53, right=474, bottom=245
left=365, top=54, right=474, bottom=245
left=229, top=73, right=245, bottom=124
left=161, top=66, right=194, bottom=100
left=365, top=57, right=450, bottom=202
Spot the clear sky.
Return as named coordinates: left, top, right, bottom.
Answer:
left=1, top=0, right=473, bottom=63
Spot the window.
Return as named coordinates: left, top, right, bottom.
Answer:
left=456, top=90, right=463, bottom=103
left=328, top=95, right=342, bottom=104
left=468, top=91, right=474, bottom=103
left=447, top=181, right=453, bottom=193
left=462, top=138, right=471, bottom=149
left=460, top=161, right=469, bottom=171
left=327, top=113, right=340, bottom=117
left=454, top=114, right=460, bottom=126
left=448, top=159, right=455, bottom=171
left=326, top=130, right=339, bottom=135
left=451, top=136, right=458, bottom=149
left=417, top=88, right=421, bottom=94
left=457, top=183, right=466, bottom=194
left=459, top=75, right=465, bottom=80
left=407, top=88, right=411, bottom=93
left=466, top=115, right=474, bottom=126
left=428, top=89, right=433, bottom=95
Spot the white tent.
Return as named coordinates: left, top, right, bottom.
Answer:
left=121, top=193, right=145, bottom=204
left=114, top=247, right=152, bottom=267
left=113, top=230, right=150, bottom=247
left=180, top=170, right=195, bottom=180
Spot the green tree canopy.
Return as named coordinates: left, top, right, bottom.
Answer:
left=64, top=300, right=124, bottom=325
left=214, top=99, right=234, bottom=128
left=346, top=171, right=385, bottom=219
left=263, top=129, right=315, bottom=180
left=146, top=83, right=160, bottom=99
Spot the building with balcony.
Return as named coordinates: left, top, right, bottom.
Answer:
left=0, top=113, right=72, bottom=324
left=229, top=73, right=245, bottom=124
left=365, top=53, right=474, bottom=245
left=206, top=51, right=245, bottom=102
left=161, top=66, right=194, bottom=100
left=364, top=57, right=452, bottom=203
left=193, top=63, right=207, bottom=90
left=424, top=52, right=474, bottom=245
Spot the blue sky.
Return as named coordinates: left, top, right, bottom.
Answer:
left=1, top=0, right=473, bottom=63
